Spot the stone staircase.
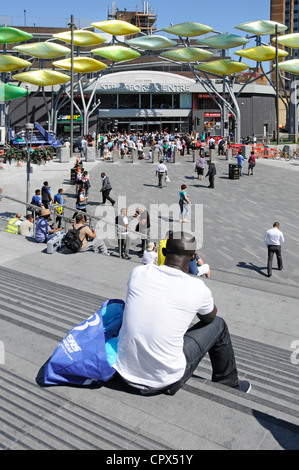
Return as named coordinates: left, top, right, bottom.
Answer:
left=0, top=266, right=298, bottom=450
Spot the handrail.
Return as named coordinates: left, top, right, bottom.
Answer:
left=1, top=195, right=147, bottom=256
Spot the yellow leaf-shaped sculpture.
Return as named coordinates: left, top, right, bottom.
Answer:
left=13, top=42, right=70, bottom=59
left=235, top=20, right=287, bottom=36
left=160, top=47, right=213, bottom=62
left=0, top=83, right=30, bottom=101
left=13, top=70, right=70, bottom=86
left=53, top=30, right=106, bottom=47
left=195, top=59, right=249, bottom=75
left=53, top=57, right=107, bottom=73
left=126, top=35, right=177, bottom=50
left=92, top=20, right=140, bottom=36
left=278, top=59, right=299, bottom=74
left=0, top=26, right=33, bottom=44
left=235, top=45, right=288, bottom=62
left=274, top=33, right=299, bottom=49
left=197, top=33, right=249, bottom=49
left=92, top=45, right=141, bottom=62
left=0, top=55, right=31, bottom=72
left=162, top=22, right=213, bottom=37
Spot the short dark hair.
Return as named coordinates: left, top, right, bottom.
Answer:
left=76, top=214, right=84, bottom=223
left=181, top=184, right=187, bottom=190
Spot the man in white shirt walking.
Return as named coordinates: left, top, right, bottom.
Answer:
left=264, top=221, right=285, bottom=277
left=155, top=159, right=168, bottom=188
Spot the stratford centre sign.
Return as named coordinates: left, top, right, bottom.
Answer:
left=97, top=82, right=192, bottom=93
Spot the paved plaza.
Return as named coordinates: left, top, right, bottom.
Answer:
left=0, top=150, right=298, bottom=451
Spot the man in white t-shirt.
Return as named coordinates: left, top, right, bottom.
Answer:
left=142, top=241, right=158, bottom=265
left=264, top=221, right=284, bottom=277
left=114, top=231, right=251, bottom=395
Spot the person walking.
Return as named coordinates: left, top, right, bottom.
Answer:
left=195, top=155, right=205, bottom=180
left=236, top=150, right=245, bottom=176
left=179, top=184, right=191, bottom=223
left=205, top=161, right=217, bottom=188
left=264, top=222, right=284, bottom=277
left=100, top=172, right=115, bottom=206
left=248, top=151, right=256, bottom=175
left=155, top=160, right=168, bottom=188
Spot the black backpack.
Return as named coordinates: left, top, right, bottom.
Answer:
left=64, top=226, right=84, bottom=252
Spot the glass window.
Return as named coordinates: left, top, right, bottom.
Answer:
left=97, top=94, right=117, bottom=108
left=119, top=94, right=139, bottom=109
left=152, top=94, right=173, bottom=109
left=141, top=94, right=151, bottom=108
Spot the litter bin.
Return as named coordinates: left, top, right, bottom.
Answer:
left=229, top=163, right=239, bottom=180
left=70, top=168, right=77, bottom=185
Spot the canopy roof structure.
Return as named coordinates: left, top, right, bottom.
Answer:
left=0, top=16, right=296, bottom=142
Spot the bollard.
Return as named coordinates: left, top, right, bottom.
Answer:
left=209, top=148, right=216, bottom=162
left=56, top=147, right=70, bottom=163
left=226, top=148, right=232, bottom=160
left=86, top=147, right=96, bottom=162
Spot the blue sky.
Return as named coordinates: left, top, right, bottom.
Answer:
left=2, top=0, right=271, bottom=34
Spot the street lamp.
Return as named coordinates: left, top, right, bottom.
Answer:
left=25, top=122, right=34, bottom=210
left=68, top=14, right=75, bottom=159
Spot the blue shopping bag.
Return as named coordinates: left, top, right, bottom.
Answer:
left=43, top=299, right=124, bottom=386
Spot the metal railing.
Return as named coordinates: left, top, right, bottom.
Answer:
left=1, top=195, right=147, bottom=257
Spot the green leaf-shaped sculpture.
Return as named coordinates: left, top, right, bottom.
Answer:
left=160, top=47, right=213, bottom=62
left=53, top=30, right=106, bottom=47
left=0, top=83, right=30, bottom=101
left=53, top=57, right=107, bottom=73
left=195, top=59, right=249, bottom=75
left=278, top=59, right=299, bottom=74
left=235, top=20, right=287, bottom=36
left=274, top=33, right=299, bottom=49
left=13, top=42, right=70, bottom=59
left=0, top=26, right=33, bottom=44
left=162, top=21, right=213, bottom=37
left=13, top=70, right=70, bottom=86
left=92, top=45, right=141, bottom=62
left=197, top=33, right=249, bottom=49
left=235, top=45, right=288, bottom=62
left=92, top=20, right=140, bottom=36
left=126, top=35, right=177, bottom=50
left=0, top=55, right=31, bottom=72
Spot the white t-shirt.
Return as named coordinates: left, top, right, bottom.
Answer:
left=264, top=227, right=284, bottom=246
left=114, top=264, right=214, bottom=388
left=142, top=249, right=158, bottom=265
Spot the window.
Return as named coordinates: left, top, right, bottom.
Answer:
left=118, top=94, right=139, bottom=109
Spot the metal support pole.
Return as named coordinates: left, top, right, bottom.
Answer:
left=69, top=15, right=75, bottom=159
left=275, top=24, right=280, bottom=145
left=25, top=123, right=34, bottom=209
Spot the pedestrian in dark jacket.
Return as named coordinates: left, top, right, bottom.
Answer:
left=100, top=172, right=115, bottom=206
left=206, top=161, right=217, bottom=189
